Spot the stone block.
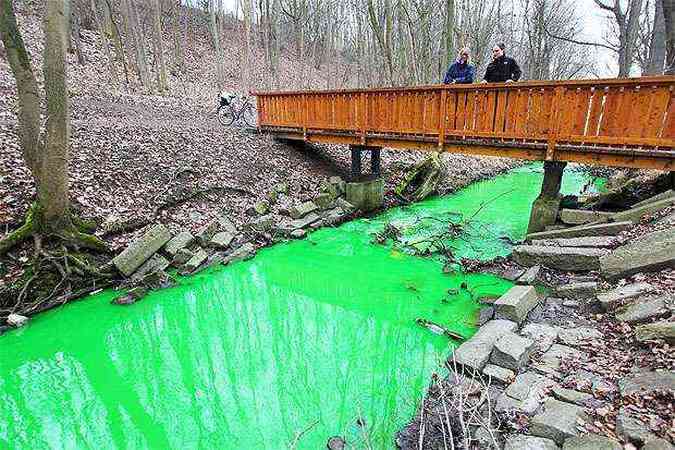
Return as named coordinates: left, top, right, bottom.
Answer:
left=482, top=364, right=515, bottom=385
left=223, top=243, right=256, bottom=265
left=273, top=181, right=289, bottom=194
left=172, top=248, right=193, bottom=267
left=289, top=201, right=319, bottom=219
left=513, top=246, right=607, bottom=271
left=249, top=215, right=274, bottom=233
left=290, top=229, right=306, bottom=239
left=618, top=370, right=675, bottom=396
left=314, top=193, right=334, bottom=209
left=495, top=372, right=555, bottom=414
left=210, top=231, right=234, bottom=249
left=277, top=212, right=321, bottom=234
left=526, top=221, right=632, bottom=241
left=555, top=282, right=599, bottom=300
left=557, top=327, right=602, bottom=347
left=195, top=221, right=219, bottom=244
left=531, top=236, right=617, bottom=248
left=529, top=195, right=562, bottom=234
left=635, top=321, right=675, bottom=343
left=328, top=176, right=346, bottom=195
left=632, top=190, right=675, bottom=208
left=494, top=285, right=539, bottom=324
left=551, top=386, right=593, bottom=406
left=164, top=231, right=195, bottom=256
left=451, top=319, right=518, bottom=372
left=611, top=197, right=675, bottom=224
left=600, top=228, right=675, bottom=281
left=562, top=434, right=621, bottom=450
left=183, top=248, right=208, bottom=273
left=7, top=314, right=29, bottom=328
left=616, top=407, right=658, bottom=445
left=518, top=265, right=541, bottom=285
left=491, top=332, right=535, bottom=370
left=596, top=282, right=654, bottom=311
left=560, top=209, right=614, bottom=225
left=521, top=323, right=559, bottom=352
left=113, top=224, right=172, bottom=276
left=131, top=254, right=170, bottom=281
left=334, top=197, right=356, bottom=214
left=504, top=435, right=559, bottom=450
left=531, top=344, right=587, bottom=376
left=642, top=438, right=675, bottom=450
left=615, top=295, right=669, bottom=323
left=530, top=398, right=589, bottom=444
left=345, top=178, right=384, bottom=212
left=476, top=306, right=494, bottom=326
left=217, top=215, right=237, bottom=234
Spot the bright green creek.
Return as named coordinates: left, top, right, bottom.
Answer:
left=0, top=165, right=603, bottom=449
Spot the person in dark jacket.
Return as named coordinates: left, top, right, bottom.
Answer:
left=483, top=43, right=522, bottom=83
left=443, top=48, right=475, bottom=84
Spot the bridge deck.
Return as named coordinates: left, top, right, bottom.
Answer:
left=253, top=77, right=675, bottom=170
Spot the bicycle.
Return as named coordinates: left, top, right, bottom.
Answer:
left=217, top=92, right=257, bottom=128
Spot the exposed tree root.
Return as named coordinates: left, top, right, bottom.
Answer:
left=395, top=152, right=444, bottom=203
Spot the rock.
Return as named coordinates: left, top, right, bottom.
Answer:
left=526, top=221, right=632, bottom=241
left=563, top=369, right=616, bottom=395
left=503, top=267, right=526, bottom=281
left=210, top=231, right=235, bottom=249
left=249, top=215, right=274, bottom=233
left=277, top=212, right=322, bottom=233
left=217, top=215, right=237, bottom=234
left=255, top=201, right=270, bottom=215
left=183, top=248, right=208, bottom=273
left=113, top=224, right=172, bottom=276
left=314, top=193, right=334, bottom=209
left=559, top=209, right=614, bottom=225
left=196, top=221, right=220, bottom=245
left=529, top=398, right=589, bottom=444
left=521, top=323, right=559, bottom=352
left=172, top=248, right=193, bottom=267
left=477, top=306, right=494, bottom=326
left=112, top=286, right=148, bottom=306
left=616, top=407, right=657, bottom=445
left=495, top=371, right=555, bottom=414
left=473, top=425, right=501, bottom=449
left=518, top=265, right=541, bottom=285
left=223, top=243, right=256, bottom=264
left=596, top=282, right=654, bottom=311
left=494, top=285, right=539, bottom=324
left=164, top=231, right=195, bottom=256
left=135, top=270, right=173, bottom=290
left=642, top=438, right=675, bottom=450
left=346, top=178, right=384, bottom=212
left=329, top=176, right=346, bottom=194
left=274, top=181, right=289, bottom=194
left=503, top=435, right=559, bottom=450
left=555, top=282, right=599, bottom=300
left=632, top=189, right=675, bottom=208
left=482, top=364, right=515, bottom=384
left=290, top=229, right=306, bottom=239
left=618, top=370, right=675, bottom=396
left=266, top=190, right=278, bottom=205
left=451, top=319, right=518, bottom=372
left=635, top=321, right=675, bottom=343
left=289, top=201, right=319, bottom=219
left=334, top=197, right=356, bottom=213
left=491, top=332, right=535, bottom=371
left=562, top=434, right=621, bottom=450
left=615, top=295, right=669, bottom=323
left=600, top=228, right=675, bottom=280
left=531, top=344, right=587, bottom=377
left=326, top=436, right=346, bottom=450
left=551, top=386, right=593, bottom=406
left=320, top=207, right=346, bottom=226
left=513, top=246, right=607, bottom=271
left=562, top=300, right=579, bottom=308
left=611, top=196, right=675, bottom=224
left=131, top=254, right=170, bottom=281
left=531, top=236, right=617, bottom=248
left=557, top=327, right=602, bottom=347
left=7, top=314, right=29, bottom=328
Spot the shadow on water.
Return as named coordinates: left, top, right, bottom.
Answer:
left=0, top=164, right=603, bottom=449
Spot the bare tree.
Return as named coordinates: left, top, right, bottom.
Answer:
left=152, top=0, right=169, bottom=91
left=594, top=0, right=644, bottom=77
left=663, top=0, right=675, bottom=73
left=90, top=0, right=120, bottom=90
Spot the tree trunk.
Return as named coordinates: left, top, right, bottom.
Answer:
left=171, top=0, right=183, bottom=72
left=646, top=0, right=667, bottom=74
left=152, top=0, right=168, bottom=92
left=664, top=0, right=675, bottom=74
left=103, top=0, right=130, bottom=86
left=209, top=0, right=225, bottom=85
left=90, top=0, right=120, bottom=90
left=70, top=7, right=86, bottom=65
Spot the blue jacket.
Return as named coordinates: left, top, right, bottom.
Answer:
left=443, top=61, right=475, bottom=84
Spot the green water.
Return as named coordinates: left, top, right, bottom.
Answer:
left=0, top=165, right=601, bottom=449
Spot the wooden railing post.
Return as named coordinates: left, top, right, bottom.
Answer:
left=302, top=93, right=308, bottom=140
left=546, top=86, right=565, bottom=161
left=361, top=92, right=367, bottom=145
left=439, top=88, right=448, bottom=151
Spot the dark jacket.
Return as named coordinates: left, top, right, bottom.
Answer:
left=443, top=61, right=475, bottom=84
left=483, top=55, right=522, bottom=83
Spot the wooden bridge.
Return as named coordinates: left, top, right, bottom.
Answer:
left=254, top=76, right=675, bottom=171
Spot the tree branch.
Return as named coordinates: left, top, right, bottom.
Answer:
left=544, top=25, right=619, bottom=52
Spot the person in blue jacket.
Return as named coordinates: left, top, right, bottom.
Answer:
left=443, top=48, right=475, bottom=84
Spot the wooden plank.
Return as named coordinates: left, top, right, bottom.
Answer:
left=455, top=91, right=467, bottom=131
left=464, top=90, right=477, bottom=132
left=526, top=89, right=543, bottom=137
left=586, top=87, right=605, bottom=137
left=446, top=91, right=458, bottom=131
left=539, top=88, right=555, bottom=136
left=494, top=89, right=508, bottom=134
left=662, top=87, right=675, bottom=138
left=598, top=87, right=625, bottom=136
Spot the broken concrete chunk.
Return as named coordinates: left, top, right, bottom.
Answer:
left=482, top=364, right=515, bottom=385
left=495, top=371, right=555, bottom=415
left=555, top=282, right=599, bottom=300
left=551, top=386, right=593, bottom=406
left=451, top=319, right=518, bottom=372
left=611, top=197, right=675, bottom=224
left=559, top=209, right=614, bottom=225
left=635, top=321, right=675, bottom=343
left=314, top=192, right=334, bottom=209
left=513, top=246, right=607, bottom=271
left=290, top=229, right=306, bottom=239
left=196, top=221, right=219, bottom=245
left=217, top=215, right=237, bottom=234
left=183, top=248, right=208, bottom=273
left=249, top=215, right=274, bottom=233
left=277, top=212, right=321, bottom=233
left=494, top=285, right=539, bottom=324
left=224, top=243, right=256, bottom=265
left=596, top=282, right=654, bottom=311
left=131, top=254, right=170, bottom=281
left=600, top=228, right=675, bottom=281
left=618, top=370, right=675, bottom=396
left=526, top=221, right=632, bottom=241
left=491, top=332, right=535, bottom=371
left=557, top=327, right=602, bottom=347
left=210, top=231, right=234, bottom=249
left=334, top=197, right=356, bottom=213
left=503, top=435, right=559, bottom=450
left=172, top=248, right=193, bottom=267
left=517, top=265, right=541, bottom=285
left=521, top=323, right=559, bottom=353
left=7, top=314, right=29, bottom=328
left=531, top=236, right=617, bottom=248
left=273, top=181, right=289, bottom=195
left=562, top=434, right=622, bottom=450
left=113, top=224, right=172, bottom=276
left=615, top=295, right=669, bottom=323
left=633, top=189, right=675, bottom=208
left=642, top=438, right=675, bottom=450
left=289, top=201, right=318, bottom=219
left=502, top=267, right=525, bottom=281
left=616, top=407, right=658, bottom=445
left=163, top=231, right=195, bottom=256
left=531, top=344, right=588, bottom=377
left=529, top=398, right=589, bottom=444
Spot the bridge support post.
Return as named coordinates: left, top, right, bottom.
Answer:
left=350, top=146, right=363, bottom=179
left=371, top=148, right=381, bottom=175
left=527, top=161, right=567, bottom=235
left=347, top=145, right=384, bottom=211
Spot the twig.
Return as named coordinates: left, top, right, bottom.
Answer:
left=288, top=419, right=319, bottom=450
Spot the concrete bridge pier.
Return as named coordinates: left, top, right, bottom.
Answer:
left=527, top=161, right=567, bottom=234
left=347, top=145, right=384, bottom=212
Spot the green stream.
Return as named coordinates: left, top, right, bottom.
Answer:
left=0, top=165, right=603, bottom=449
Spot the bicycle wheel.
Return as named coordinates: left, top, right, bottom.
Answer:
left=242, top=104, right=258, bottom=128
left=217, top=105, right=235, bottom=126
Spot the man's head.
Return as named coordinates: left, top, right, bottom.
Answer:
left=492, top=43, right=506, bottom=60
left=458, top=47, right=470, bottom=63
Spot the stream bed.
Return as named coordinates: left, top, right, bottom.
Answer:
left=0, top=165, right=603, bottom=449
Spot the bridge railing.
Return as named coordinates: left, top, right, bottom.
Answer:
left=254, top=77, right=675, bottom=152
